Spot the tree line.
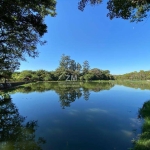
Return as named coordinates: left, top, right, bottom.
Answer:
left=1, top=54, right=114, bottom=82
left=115, top=70, right=150, bottom=80
left=3, top=54, right=150, bottom=82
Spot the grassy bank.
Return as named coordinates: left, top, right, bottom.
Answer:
left=132, top=100, right=150, bottom=150
left=0, top=81, right=30, bottom=91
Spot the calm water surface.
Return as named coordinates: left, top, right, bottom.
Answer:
left=1, top=82, right=150, bottom=150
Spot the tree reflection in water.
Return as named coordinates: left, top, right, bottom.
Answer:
left=55, top=87, right=82, bottom=109
left=82, top=88, right=90, bottom=101
left=55, top=82, right=114, bottom=109
left=2, top=82, right=114, bottom=109
left=0, top=95, right=45, bottom=150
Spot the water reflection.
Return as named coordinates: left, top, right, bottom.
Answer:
left=1, top=82, right=148, bottom=150
left=5, top=82, right=114, bottom=93
left=55, top=87, right=91, bottom=108
left=4, top=82, right=114, bottom=109
left=114, top=80, right=150, bottom=90
left=55, top=88, right=82, bottom=109
left=0, top=95, right=45, bottom=150
left=82, top=88, right=90, bottom=101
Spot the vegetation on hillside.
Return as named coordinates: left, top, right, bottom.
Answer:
left=115, top=70, right=150, bottom=80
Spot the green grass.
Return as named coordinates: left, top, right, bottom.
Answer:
left=132, top=101, right=150, bottom=150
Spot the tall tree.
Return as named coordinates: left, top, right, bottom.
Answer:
left=0, top=0, right=56, bottom=72
left=76, top=63, right=82, bottom=72
left=57, top=54, right=79, bottom=80
left=69, top=59, right=76, bottom=71
left=82, top=60, right=90, bottom=74
left=59, top=54, right=71, bottom=70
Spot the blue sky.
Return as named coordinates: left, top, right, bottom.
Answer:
left=19, top=0, right=150, bottom=75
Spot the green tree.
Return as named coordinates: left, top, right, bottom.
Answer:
left=57, top=54, right=80, bottom=80
left=11, top=72, right=20, bottom=81
left=76, top=63, right=82, bottom=72
left=139, top=70, right=146, bottom=80
left=59, top=54, right=71, bottom=70
left=44, top=73, right=52, bottom=81
left=36, top=70, right=47, bottom=81
left=78, top=0, right=150, bottom=22
left=0, top=0, right=56, bottom=72
left=80, top=76, right=84, bottom=81
left=84, top=73, right=94, bottom=81
left=82, top=60, right=90, bottom=75
left=32, top=75, right=39, bottom=81
left=69, top=59, right=76, bottom=71
left=0, top=48, right=20, bottom=84
left=89, top=68, right=102, bottom=80
left=19, top=70, right=33, bottom=81
left=115, top=70, right=150, bottom=80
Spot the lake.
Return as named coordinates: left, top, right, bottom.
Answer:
left=1, top=82, right=150, bottom=150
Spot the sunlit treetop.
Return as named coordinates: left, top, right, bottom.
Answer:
left=78, top=0, right=150, bottom=22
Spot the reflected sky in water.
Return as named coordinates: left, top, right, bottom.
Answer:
left=5, top=83, right=150, bottom=150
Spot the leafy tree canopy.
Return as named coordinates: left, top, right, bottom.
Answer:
left=0, top=0, right=56, bottom=81
left=0, top=0, right=56, bottom=57
left=78, top=0, right=150, bottom=22
left=0, top=0, right=56, bottom=70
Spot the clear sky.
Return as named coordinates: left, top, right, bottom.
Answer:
left=19, top=0, right=150, bottom=75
